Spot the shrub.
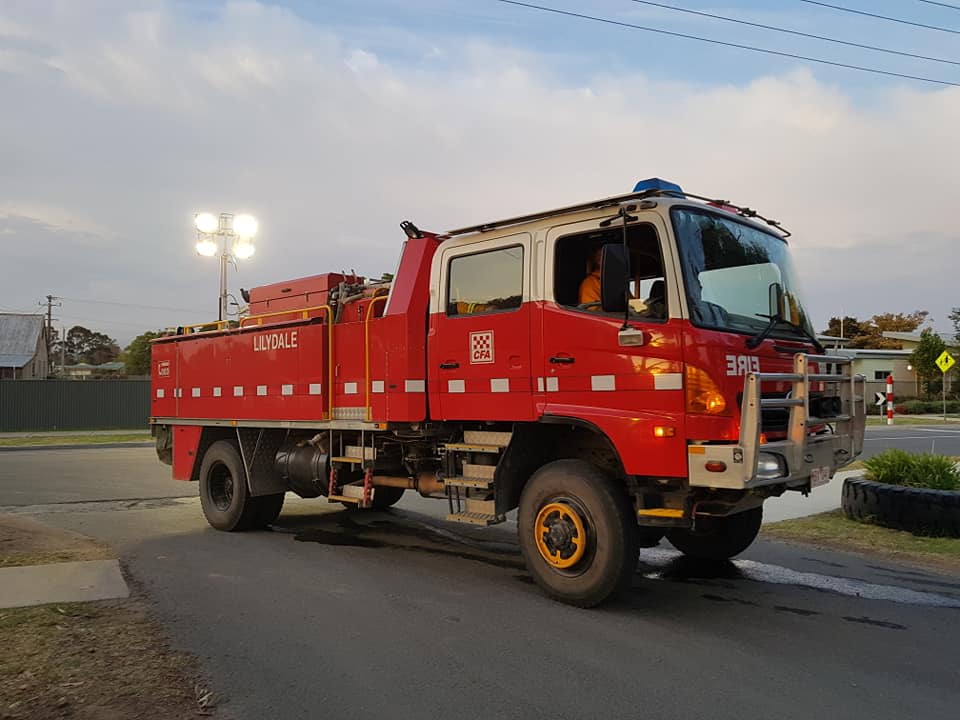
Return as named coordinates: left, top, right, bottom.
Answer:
left=863, top=449, right=960, bottom=491
left=895, top=399, right=960, bottom=414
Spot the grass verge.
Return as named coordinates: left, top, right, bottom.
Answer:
left=0, top=433, right=150, bottom=447
left=0, top=600, right=219, bottom=719
left=763, top=510, right=960, bottom=575
left=0, top=514, right=219, bottom=718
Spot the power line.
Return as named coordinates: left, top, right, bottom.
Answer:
left=493, top=1, right=960, bottom=86
left=914, top=0, right=960, bottom=10
left=797, top=1, right=960, bottom=34
left=629, top=0, right=960, bottom=66
left=59, top=296, right=206, bottom=314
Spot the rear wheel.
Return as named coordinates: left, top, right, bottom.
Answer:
left=255, top=493, right=285, bottom=527
left=371, top=486, right=405, bottom=509
left=199, top=440, right=260, bottom=531
left=666, top=506, right=762, bottom=560
left=518, top=460, right=638, bottom=608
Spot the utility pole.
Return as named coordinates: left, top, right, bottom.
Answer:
left=40, top=295, right=61, bottom=375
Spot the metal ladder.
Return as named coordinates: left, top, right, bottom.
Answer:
left=328, top=429, right=376, bottom=507
left=442, top=430, right=510, bottom=526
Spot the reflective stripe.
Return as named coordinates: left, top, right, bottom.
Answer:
left=257, top=385, right=267, bottom=396
left=448, top=379, right=465, bottom=393
left=309, top=383, right=323, bottom=395
left=213, top=387, right=222, bottom=397
left=537, top=377, right=545, bottom=392
left=591, top=375, right=615, bottom=392
left=405, top=379, right=426, bottom=393
left=281, top=384, right=294, bottom=396
left=372, top=381, right=385, bottom=394
left=234, top=386, right=243, bottom=397
left=344, top=382, right=358, bottom=395
left=490, top=378, right=509, bottom=393
left=156, top=389, right=165, bottom=399
left=654, top=373, right=683, bottom=390
left=546, top=377, right=559, bottom=393
left=191, top=387, right=201, bottom=398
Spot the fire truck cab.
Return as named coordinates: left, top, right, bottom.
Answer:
left=152, top=179, right=866, bottom=607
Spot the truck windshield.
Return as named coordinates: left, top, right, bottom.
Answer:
left=671, top=207, right=815, bottom=341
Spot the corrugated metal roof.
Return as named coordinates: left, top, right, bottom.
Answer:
left=0, top=353, right=34, bottom=368
left=0, top=314, right=43, bottom=367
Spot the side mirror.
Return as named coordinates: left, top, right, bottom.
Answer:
left=600, top=244, right=630, bottom=314
left=768, top=281, right=784, bottom=319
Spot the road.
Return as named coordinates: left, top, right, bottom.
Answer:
left=1, top=426, right=959, bottom=720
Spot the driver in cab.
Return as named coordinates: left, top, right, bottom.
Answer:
left=578, top=244, right=665, bottom=319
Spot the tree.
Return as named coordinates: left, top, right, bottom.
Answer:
left=54, top=325, right=120, bottom=365
left=823, top=316, right=865, bottom=341
left=910, top=328, right=946, bottom=399
left=950, top=307, right=960, bottom=344
left=121, top=330, right=164, bottom=376
left=821, top=311, right=929, bottom=349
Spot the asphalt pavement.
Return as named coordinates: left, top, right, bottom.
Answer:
left=2, top=427, right=959, bottom=720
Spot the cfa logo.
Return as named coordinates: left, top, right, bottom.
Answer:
left=157, top=360, right=170, bottom=378
left=470, top=331, right=494, bottom=364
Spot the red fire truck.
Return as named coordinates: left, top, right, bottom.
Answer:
left=151, top=179, right=866, bottom=607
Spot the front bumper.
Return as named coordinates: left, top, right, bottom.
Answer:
left=688, top=354, right=866, bottom=491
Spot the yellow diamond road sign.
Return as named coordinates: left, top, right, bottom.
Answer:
left=936, top=350, right=956, bottom=374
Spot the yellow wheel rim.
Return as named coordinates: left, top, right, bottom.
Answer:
left=534, top=501, right=587, bottom=569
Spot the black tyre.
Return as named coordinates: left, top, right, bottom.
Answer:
left=371, top=485, right=405, bottom=510
left=198, top=440, right=260, bottom=531
left=255, top=493, right=285, bottom=527
left=666, top=506, right=762, bottom=560
left=518, top=460, right=638, bottom=608
left=842, top=477, right=960, bottom=537
left=637, top=528, right=665, bottom=548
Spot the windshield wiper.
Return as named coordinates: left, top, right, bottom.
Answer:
left=746, top=314, right=824, bottom=353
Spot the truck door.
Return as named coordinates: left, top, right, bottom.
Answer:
left=540, top=215, right=686, bottom=477
left=428, top=233, right=535, bottom=421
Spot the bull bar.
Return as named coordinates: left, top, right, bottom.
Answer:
left=688, top=354, right=867, bottom=490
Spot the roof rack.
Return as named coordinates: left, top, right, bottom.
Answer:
left=442, top=189, right=790, bottom=238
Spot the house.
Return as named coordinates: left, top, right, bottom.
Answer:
left=0, top=313, right=49, bottom=379
left=59, top=361, right=126, bottom=380
left=881, top=331, right=958, bottom=351
left=828, top=348, right=919, bottom=399
left=824, top=330, right=957, bottom=400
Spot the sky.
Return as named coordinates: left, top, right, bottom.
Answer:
left=0, top=0, right=958, bottom=346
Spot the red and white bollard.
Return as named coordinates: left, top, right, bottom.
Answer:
left=886, top=375, right=894, bottom=426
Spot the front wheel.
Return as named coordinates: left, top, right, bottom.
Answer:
left=665, top=506, right=762, bottom=560
left=518, top=460, right=638, bottom=608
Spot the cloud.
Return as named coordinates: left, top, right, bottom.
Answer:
left=0, top=0, right=957, bottom=344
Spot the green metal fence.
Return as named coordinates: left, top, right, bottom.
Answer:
left=0, top=380, right=151, bottom=432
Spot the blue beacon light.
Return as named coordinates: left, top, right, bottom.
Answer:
left=633, top=178, right=683, bottom=194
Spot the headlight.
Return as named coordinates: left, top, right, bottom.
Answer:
left=756, top=452, right=787, bottom=480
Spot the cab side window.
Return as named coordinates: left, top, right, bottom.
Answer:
left=447, top=245, right=524, bottom=317
left=553, top=224, right=668, bottom=321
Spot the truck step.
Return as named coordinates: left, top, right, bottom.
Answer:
left=446, top=512, right=505, bottom=526
left=445, top=476, right=493, bottom=490
left=462, top=430, right=513, bottom=448
left=463, top=463, right=496, bottom=479
left=443, top=443, right=503, bottom=454
left=637, top=508, right=685, bottom=519
left=330, top=456, right=366, bottom=464
left=328, top=494, right=362, bottom=505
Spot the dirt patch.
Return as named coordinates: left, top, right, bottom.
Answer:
left=0, top=515, right=111, bottom=568
left=0, top=516, right=220, bottom=719
left=0, top=600, right=220, bottom=720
